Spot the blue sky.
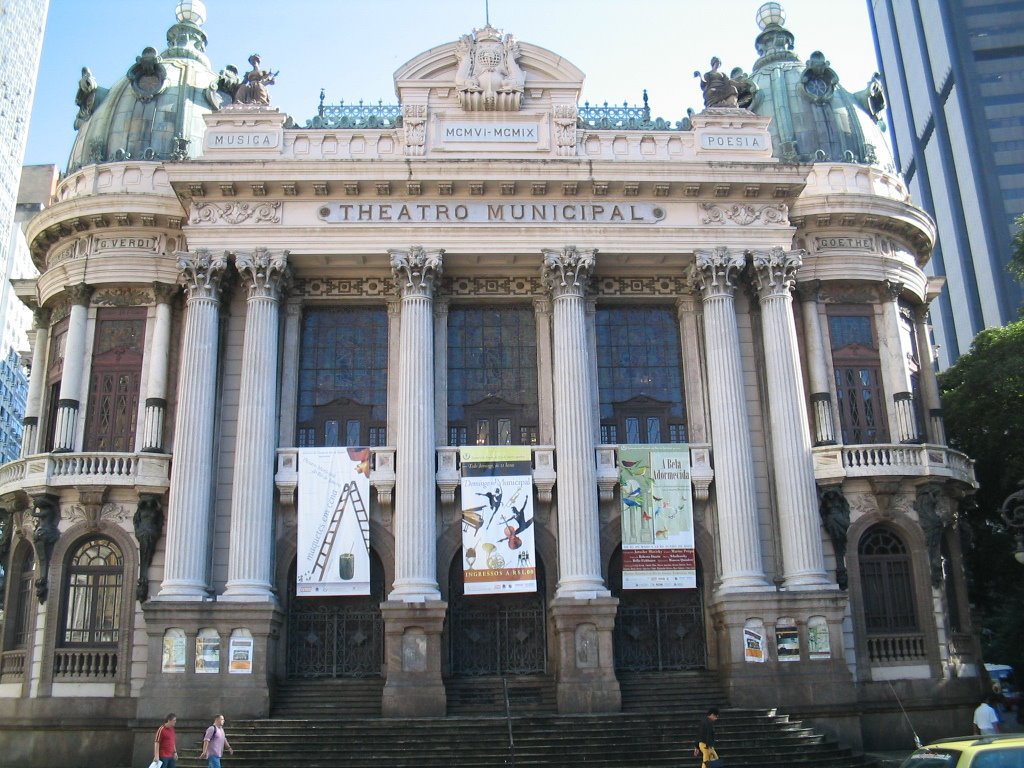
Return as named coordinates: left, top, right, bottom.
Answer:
left=25, top=0, right=879, bottom=168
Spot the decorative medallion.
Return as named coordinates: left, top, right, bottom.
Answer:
left=127, top=47, right=169, bottom=102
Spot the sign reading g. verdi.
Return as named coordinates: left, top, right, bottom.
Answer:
left=317, top=201, right=666, bottom=224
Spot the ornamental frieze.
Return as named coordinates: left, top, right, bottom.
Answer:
left=593, top=276, right=688, bottom=297
left=190, top=201, right=282, bottom=225
left=93, top=287, right=154, bottom=307
left=446, top=276, right=540, bottom=296
left=700, top=202, right=788, bottom=226
left=296, top=276, right=394, bottom=298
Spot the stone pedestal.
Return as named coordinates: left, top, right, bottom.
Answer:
left=549, top=596, right=621, bottom=714
left=380, top=600, right=448, bottom=717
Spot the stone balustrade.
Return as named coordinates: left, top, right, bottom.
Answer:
left=52, top=648, right=118, bottom=679
left=812, top=443, right=976, bottom=487
left=866, top=632, right=928, bottom=665
left=0, top=452, right=171, bottom=497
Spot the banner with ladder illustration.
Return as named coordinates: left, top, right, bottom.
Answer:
left=459, top=446, right=536, bottom=596
left=297, top=447, right=371, bottom=596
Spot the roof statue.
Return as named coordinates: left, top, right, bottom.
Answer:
left=73, top=67, right=97, bottom=130
left=694, top=57, right=743, bottom=110
left=206, top=64, right=240, bottom=110
left=454, top=25, right=525, bottom=111
left=729, top=67, right=759, bottom=109
left=233, top=53, right=277, bottom=106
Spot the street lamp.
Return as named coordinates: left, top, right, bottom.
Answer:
left=1000, top=480, right=1024, bottom=565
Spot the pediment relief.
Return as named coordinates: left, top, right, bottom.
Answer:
left=394, top=27, right=584, bottom=111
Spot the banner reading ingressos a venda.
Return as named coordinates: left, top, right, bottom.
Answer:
left=459, top=446, right=536, bottom=596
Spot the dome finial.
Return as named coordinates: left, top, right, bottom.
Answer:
left=176, top=0, right=206, bottom=26
left=756, top=2, right=786, bottom=30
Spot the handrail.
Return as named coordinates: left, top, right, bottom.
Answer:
left=503, top=676, right=516, bottom=768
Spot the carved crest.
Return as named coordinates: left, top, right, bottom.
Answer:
left=454, top=25, right=525, bottom=112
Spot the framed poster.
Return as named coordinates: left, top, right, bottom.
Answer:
left=228, top=635, right=253, bottom=674
left=776, top=620, right=800, bottom=662
left=744, top=626, right=766, bottom=663
left=161, top=628, right=186, bottom=673
left=807, top=616, right=832, bottom=660
left=195, top=629, right=220, bottom=674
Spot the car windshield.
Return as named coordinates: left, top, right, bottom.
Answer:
left=971, top=747, right=1024, bottom=768
left=901, top=749, right=960, bottom=767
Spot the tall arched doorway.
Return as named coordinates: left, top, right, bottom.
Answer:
left=445, top=554, right=547, bottom=676
left=610, top=547, right=707, bottom=671
left=285, top=550, right=385, bottom=678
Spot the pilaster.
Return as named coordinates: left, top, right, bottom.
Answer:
left=549, top=597, right=621, bottom=713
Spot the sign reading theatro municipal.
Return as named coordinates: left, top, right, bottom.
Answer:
left=0, top=2, right=980, bottom=767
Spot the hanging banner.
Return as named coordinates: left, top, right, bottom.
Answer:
left=297, top=447, right=372, bottom=596
left=618, top=445, right=695, bottom=589
left=460, top=446, right=536, bottom=595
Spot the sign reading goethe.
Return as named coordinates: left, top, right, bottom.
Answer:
left=318, top=202, right=666, bottom=224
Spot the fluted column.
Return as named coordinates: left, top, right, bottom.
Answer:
left=278, top=298, right=303, bottom=447
left=751, top=248, right=829, bottom=589
left=224, top=249, right=290, bottom=601
left=675, top=293, right=708, bottom=444
left=913, top=304, right=945, bottom=445
left=389, top=246, right=443, bottom=602
left=691, top=247, right=768, bottom=590
left=52, top=284, right=92, bottom=452
left=542, top=247, right=608, bottom=599
left=141, top=283, right=178, bottom=452
left=156, top=250, right=228, bottom=600
left=796, top=281, right=836, bottom=445
left=881, top=281, right=919, bottom=443
left=433, top=297, right=449, bottom=447
left=21, top=307, right=50, bottom=457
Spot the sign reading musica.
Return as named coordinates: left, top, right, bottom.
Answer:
left=317, top=202, right=666, bottom=224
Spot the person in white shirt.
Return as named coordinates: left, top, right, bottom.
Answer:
left=974, top=695, right=1001, bottom=736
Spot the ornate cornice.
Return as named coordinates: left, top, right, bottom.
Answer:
left=234, top=248, right=291, bottom=300
left=177, top=249, right=229, bottom=301
left=389, top=246, right=444, bottom=297
left=541, top=246, right=596, bottom=298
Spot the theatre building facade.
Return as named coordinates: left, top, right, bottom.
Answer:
left=0, top=3, right=981, bottom=765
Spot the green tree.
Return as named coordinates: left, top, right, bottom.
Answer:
left=940, top=320, right=1024, bottom=666
left=1011, top=214, right=1024, bottom=283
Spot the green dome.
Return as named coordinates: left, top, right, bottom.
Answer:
left=66, top=2, right=219, bottom=173
left=744, top=4, right=893, bottom=170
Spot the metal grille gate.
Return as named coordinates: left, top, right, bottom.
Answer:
left=613, top=601, right=706, bottom=672
left=286, top=605, right=382, bottom=678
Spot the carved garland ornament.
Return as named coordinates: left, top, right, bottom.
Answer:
left=700, top=202, right=789, bottom=226
left=190, top=201, right=282, bottom=226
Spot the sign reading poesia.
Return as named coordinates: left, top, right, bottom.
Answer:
left=618, top=445, right=696, bottom=589
left=297, top=447, right=372, bottom=596
left=459, top=446, right=537, bottom=596
left=317, top=202, right=666, bottom=224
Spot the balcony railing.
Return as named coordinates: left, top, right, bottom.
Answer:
left=52, top=648, right=118, bottom=679
left=0, top=451, right=172, bottom=497
left=0, top=649, right=25, bottom=682
left=812, top=443, right=976, bottom=487
left=867, top=632, right=928, bottom=665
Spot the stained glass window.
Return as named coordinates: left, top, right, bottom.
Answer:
left=447, top=305, right=538, bottom=446
left=298, top=307, right=388, bottom=447
left=596, top=306, right=687, bottom=444
left=62, top=539, right=123, bottom=646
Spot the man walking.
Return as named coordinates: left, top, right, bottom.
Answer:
left=694, top=707, right=720, bottom=767
left=974, top=695, right=1001, bottom=736
left=200, top=714, right=234, bottom=768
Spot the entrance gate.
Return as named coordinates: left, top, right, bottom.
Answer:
left=285, top=552, right=384, bottom=678
left=610, top=548, right=707, bottom=672
left=446, top=556, right=547, bottom=676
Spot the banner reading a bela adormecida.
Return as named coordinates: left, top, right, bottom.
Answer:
left=296, top=447, right=372, bottom=596
left=460, top=446, right=536, bottom=595
left=618, top=445, right=696, bottom=589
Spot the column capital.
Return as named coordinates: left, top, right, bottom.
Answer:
left=234, top=248, right=291, bottom=300
left=750, top=247, right=803, bottom=299
left=794, top=279, right=822, bottom=303
left=541, top=246, right=596, bottom=299
left=33, top=306, right=51, bottom=328
left=390, top=246, right=444, bottom=298
left=387, top=297, right=402, bottom=317
left=177, top=249, right=229, bottom=301
left=433, top=295, right=450, bottom=318
left=285, top=296, right=303, bottom=317
left=65, top=282, right=93, bottom=307
left=533, top=295, right=552, bottom=315
left=152, top=281, right=179, bottom=305
left=691, top=247, right=745, bottom=298
left=883, top=279, right=905, bottom=302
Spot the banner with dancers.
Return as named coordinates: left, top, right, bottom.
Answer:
left=618, top=445, right=696, bottom=589
left=296, top=447, right=372, bottom=596
left=459, top=446, right=536, bottom=595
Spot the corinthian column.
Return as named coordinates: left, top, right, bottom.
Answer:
left=542, top=247, right=608, bottom=599
left=52, top=284, right=93, bottom=452
left=156, top=250, right=228, bottom=600
left=691, top=247, right=768, bottom=590
left=21, top=307, right=50, bottom=457
left=141, top=283, right=178, bottom=452
left=388, top=246, right=443, bottom=602
left=751, top=248, right=829, bottom=589
left=224, top=249, right=290, bottom=601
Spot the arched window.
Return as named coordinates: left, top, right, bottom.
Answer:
left=11, top=548, right=35, bottom=649
left=858, top=526, right=917, bottom=634
left=61, top=538, right=124, bottom=646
